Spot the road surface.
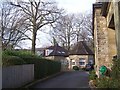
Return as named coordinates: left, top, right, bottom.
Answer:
left=30, top=71, right=90, bottom=88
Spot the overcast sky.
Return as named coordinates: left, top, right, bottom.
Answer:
left=55, top=0, right=96, bottom=13
left=18, top=0, right=96, bottom=49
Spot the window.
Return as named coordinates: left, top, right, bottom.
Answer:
left=58, top=51, right=65, bottom=54
left=72, top=62, right=75, bottom=65
left=79, top=58, right=85, bottom=65
left=62, top=51, right=65, bottom=54
left=89, top=60, right=93, bottom=64
left=58, top=51, right=61, bottom=53
left=79, top=62, right=85, bottom=65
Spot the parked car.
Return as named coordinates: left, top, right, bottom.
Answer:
left=85, top=64, right=94, bottom=71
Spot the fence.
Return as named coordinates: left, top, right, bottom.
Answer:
left=2, top=64, right=34, bottom=88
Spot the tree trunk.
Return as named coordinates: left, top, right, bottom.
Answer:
left=32, top=30, right=37, bottom=54
left=68, top=34, right=70, bottom=51
left=77, top=33, right=79, bottom=43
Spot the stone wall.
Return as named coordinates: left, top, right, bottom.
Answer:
left=69, top=55, right=88, bottom=69
left=93, top=3, right=117, bottom=77
left=94, top=8, right=109, bottom=77
left=107, top=28, right=117, bottom=67
left=45, top=56, right=55, bottom=60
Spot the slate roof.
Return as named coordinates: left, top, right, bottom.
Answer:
left=46, top=44, right=69, bottom=57
left=69, top=41, right=94, bottom=55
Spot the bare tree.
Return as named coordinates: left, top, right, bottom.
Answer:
left=50, top=14, right=76, bottom=51
left=74, top=13, right=84, bottom=42
left=50, top=13, right=93, bottom=51
left=70, top=13, right=93, bottom=50
left=10, top=0, right=63, bottom=54
left=0, top=2, right=31, bottom=50
left=83, top=14, right=93, bottom=36
left=82, top=13, right=93, bottom=50
left=74, top=13, right=93, bottom=42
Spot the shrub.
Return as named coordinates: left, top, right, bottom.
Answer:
left=23, top=57, right=61, bottom=79
left=96, top=77, right=114, bottom=88
left=73, top=66, right=79, bottom=71
left=2, top=50, right=31, bottom=66
left=111, top=59, right=120, bottom=79
left=95, top=59, right=120, bottom=88
left=2, top=55, right=26, bottom=66
left=110, top=58, right=120, bottom=88
left=89, top=70, right=97, bottom=80
left=3, top=50, right=35, bottom=57
left=2, top=50, right=61, bottom=79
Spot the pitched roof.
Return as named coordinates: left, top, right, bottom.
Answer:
left=69, top=41, right=94, bottom=55
left=46, top=44, right=68, bottom=57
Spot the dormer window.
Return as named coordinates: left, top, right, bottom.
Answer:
left=57, top=51, right=65, bottom=54
left=62, top=52, right=65, bottom=54
left=58, top=51, right=61, bottom=53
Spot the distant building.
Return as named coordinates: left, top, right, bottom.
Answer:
left=93, top=1, right=120, bottom=77
left=44, top=44, right=69, bottom=71
left=36, top=42, right=94, bottom=71
left=69, top=41, right=94, bottom=69
left=45, top=44, right=68, bottom=56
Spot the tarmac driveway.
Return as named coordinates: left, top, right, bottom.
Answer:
left=30, top=71, right=90, bottom=88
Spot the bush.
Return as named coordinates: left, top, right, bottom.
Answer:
left=111, top=59, right=120, bottom=79
left=2, top=55, right=26, bottom=66
left=95, top=59, right=120, bottom=88
left=110, top=59, right=120, bottom=88
left=89, top=70, right=97, bottom=80
left=96, top=77, right=113, bottom=88
left=2, top=50, right=30, bottom=66
left=73, top=66, right=79, bottom=71
left=3, top=50, right=35, bottom=57
left=23, top=57, right=61, bottom=79
left=2, top=50, right=61, bottom=79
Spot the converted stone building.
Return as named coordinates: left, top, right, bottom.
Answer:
left=93, top=1, right=120, bottom=77
left=69, top=41, right=94, bottom=69
left=42, top=42, right=94, bottom=70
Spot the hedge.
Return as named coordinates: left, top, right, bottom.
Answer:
left=23, top=57, right=61, bottom=79
left=2, top=55, right=26, bottom=67
left=2, top=50, right=61, bottom=79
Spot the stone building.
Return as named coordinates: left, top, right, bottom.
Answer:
left=43, top=42, right=94, bottom=70
left=69, top=41, right=94, bottom=69
left=93, top=1, right=120, bottom=77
